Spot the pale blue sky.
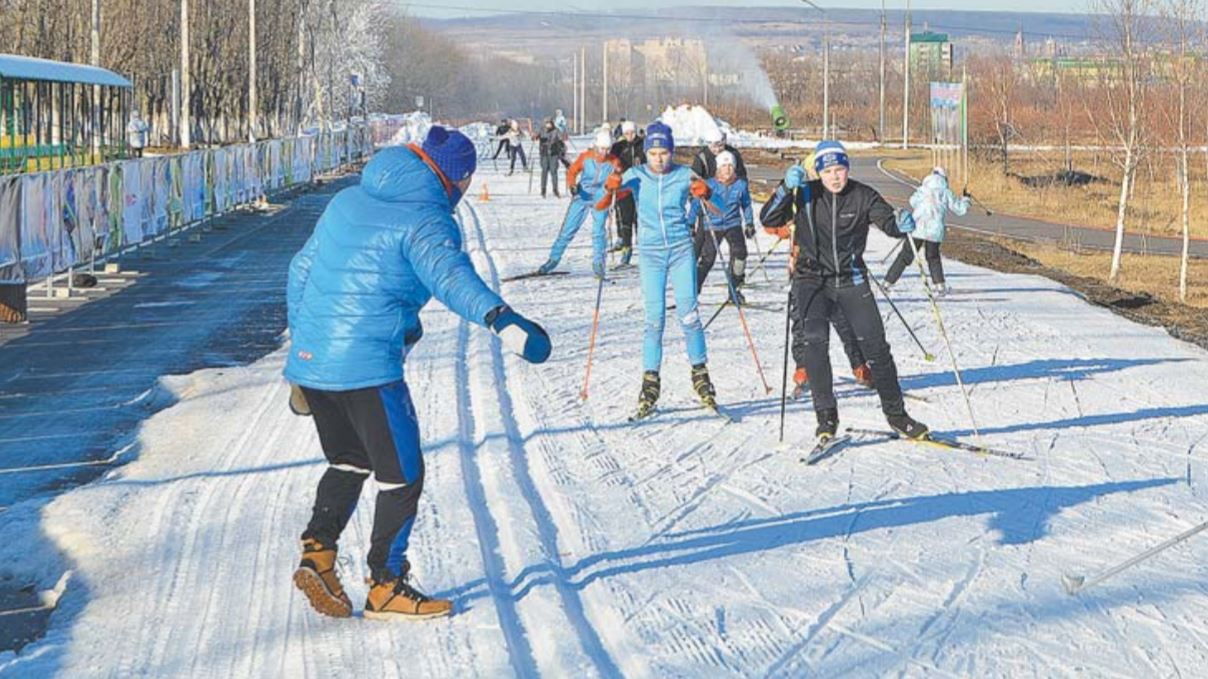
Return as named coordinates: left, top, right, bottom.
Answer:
left=406, top=1, right=1092, bottom=19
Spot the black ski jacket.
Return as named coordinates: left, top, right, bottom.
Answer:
left=610, top=138, right=646, bottom=171
left=691, top=144, right=747, bottom=180
left=538, top=128, right=565, bottom=159
left=759, top=178, right=907, bottom=286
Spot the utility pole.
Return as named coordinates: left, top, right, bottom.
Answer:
left=801, top=1, right=828, bottom=138
left=580, top=46, right=586, bottom=133
left=879, top=0, right=886, bottom=142
left=602, top=42, right=608, bottom=124
left=903, top=0, right=911, bottom=149
left=180, top=0, right=191, bottom=149
left=91, top=0, right=101, bottom=153
left=249, top=0, right=258, bottom=143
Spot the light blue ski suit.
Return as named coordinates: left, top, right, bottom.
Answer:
left=620, top=163, right=722, bottom=372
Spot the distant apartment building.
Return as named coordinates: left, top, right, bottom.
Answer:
left=605, top=37, right=711, bottom=101
left=910, top=31, right=953, bottom=77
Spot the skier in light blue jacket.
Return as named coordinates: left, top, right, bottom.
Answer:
left=884, top=166, right=969, bottom=294
left=606, top=121, right=723, bottom=420
left=687, top=151, right=753, bottom=305
left=285, top=126, right=550, bottom=621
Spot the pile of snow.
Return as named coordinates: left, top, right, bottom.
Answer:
left=385, top=111, right=433, bottom=146
left=458, top=121, right=496, bottom=142
left=656, top=104, right=734, bottom=145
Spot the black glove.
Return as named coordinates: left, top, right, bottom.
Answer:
left=570, top=185, right=580, bottom=197
left=961, top=187, right=970, bottom=198
left=744, top=224, right=755, bottom=238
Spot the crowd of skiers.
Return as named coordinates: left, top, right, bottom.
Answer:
left=282, top=111, right=971, bottom=622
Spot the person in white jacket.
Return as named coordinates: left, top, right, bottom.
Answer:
left=884, top=167, right=969, bottom=294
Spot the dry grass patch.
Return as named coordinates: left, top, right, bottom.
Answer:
left=885, top=151, right=1208, bottom=241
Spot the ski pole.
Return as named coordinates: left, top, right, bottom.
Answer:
left=580, top=275, right=606, bottom=401
left=701, top=203, right=772, bottom=394
left=744, top=236, right=784, bottom=284
left=905, top=234, right=979, bottom=437
left=778, top=283, right=793, bottom=444
left=878, top=237, right=904, bottom=264
left=869, top=274, right=936, bottom=362
left=580, top=194, right=617, bottom=400
left=747, top=225, right=772, bottom=284
left=1062, top=519, right=1208, bottom=596
left=965, top=190, right=993, bottom=216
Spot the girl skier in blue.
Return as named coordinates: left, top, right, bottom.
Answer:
left=604, top=121, right=723, bottom=420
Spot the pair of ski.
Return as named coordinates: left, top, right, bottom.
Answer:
left=800, top=427, right=1031, bottom=465
left=502, top=265, right=636, bottom=283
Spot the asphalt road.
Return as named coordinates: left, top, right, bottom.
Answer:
left=745, top=155, right=1208, bottom=259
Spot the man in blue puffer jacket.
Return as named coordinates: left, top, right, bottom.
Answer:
left=604, top=121, right=724, bottom=420
left=285, top=126, right=551, bottom=621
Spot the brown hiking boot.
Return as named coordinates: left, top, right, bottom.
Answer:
left=364, top=564, right=452, bottom=621
left=293, top=538, right=352, bottom=618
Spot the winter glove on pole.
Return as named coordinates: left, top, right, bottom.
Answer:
left=895, top=208, right=916, bottom=234
left=690, top=179, right=711, bottom=200
left=487, top=306, right=552, bottom=364
left=783, top=165, right=805, bottom=190
left=744, top=222, right=755, bottom=239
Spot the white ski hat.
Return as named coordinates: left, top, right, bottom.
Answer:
left=932, top=166, right=947, bottom=178
left=621, top=120, right=636, bottom=133
left=703, top=127, right=724, bottom=144
left=593, top=130, right=612, bottom=149
left=715, top=151, right=736, bottom=168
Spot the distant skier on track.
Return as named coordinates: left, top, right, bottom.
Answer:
left=884, top=166, right=969, bottom=295
left=604, top=121, right=724, bottom=420
left=609, top=120, right=646, bottom=266
left=536, top=130, right=621, bottom=278
left=285, top=126, right=551, bottom=621
left=759, top=140, right=928, bottom=444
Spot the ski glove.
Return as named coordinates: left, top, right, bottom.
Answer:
left=486, top=305, right=551, bottom=364
left=690, top=179, right=711, bottom=199
left=895, top=209, right=916, bottom=234
left=784, top=165, right=806, bottom=190
left=604, top=173, right=622, bottom=191
left=570, top=185, right=580, bottom=197
left=744, top=223, right=755, bottom=238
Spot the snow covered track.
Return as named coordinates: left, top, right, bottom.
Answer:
left=5, top=163, right=1208, bottom=676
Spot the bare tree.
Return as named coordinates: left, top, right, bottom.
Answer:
left=1092, top=0, right=1154, bottom=282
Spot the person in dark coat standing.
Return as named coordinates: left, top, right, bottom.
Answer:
left=608, top=120, right=646, bottom=265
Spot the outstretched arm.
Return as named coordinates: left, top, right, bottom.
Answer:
left=401, top=214, right=504, bottom=326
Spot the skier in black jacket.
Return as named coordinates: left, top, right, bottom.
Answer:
left=491, top=119, right=510, bottom=159
left=537, top=119, right=566, bottom=198
left=692, top=128, right=747, bottom=180
left=759, top=140, right=928, bottom=442
left=609, top=120, right=645, bottom=264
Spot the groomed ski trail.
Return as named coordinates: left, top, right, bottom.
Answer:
left=5, top=161, right=1208, bottom=677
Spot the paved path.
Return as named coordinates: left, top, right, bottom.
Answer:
left=0, top=177, right=351, bottom=508
left=746, top=156, right=1208, bottom=259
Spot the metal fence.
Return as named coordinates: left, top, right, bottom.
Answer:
left=0, top=125, right=369, bottom=288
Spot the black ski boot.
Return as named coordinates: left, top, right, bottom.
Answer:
left=815, top=407, right=839, bottom=440
left=691, top=363, right=717, bottom=409
left=632, top=371, right=660, bottom=420
left=887, top=413, right=929, bottom=440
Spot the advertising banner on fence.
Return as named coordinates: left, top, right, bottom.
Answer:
left=20, top=173, right=54, bottom=280
left=0, top=176, right=21, bottom=282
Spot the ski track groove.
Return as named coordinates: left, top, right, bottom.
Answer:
left=462, top=200, right=622, bottom=679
